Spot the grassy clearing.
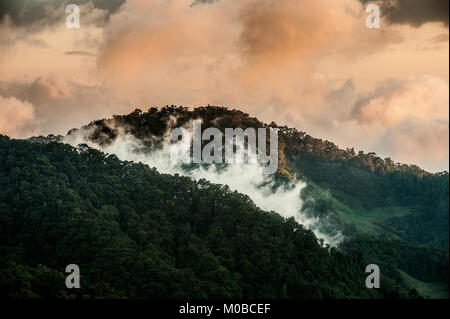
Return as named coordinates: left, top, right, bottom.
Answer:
left=306, top=183, right=413, bottom=240
left=363, top=206, right=412, bottom=222
left=399, top=269, right=449, bottom=299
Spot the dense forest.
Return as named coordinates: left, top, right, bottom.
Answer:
left=63, top=106, right=448, bottom=247
left=0, top=136, right=410, bottom=298
left=2, top=106, right=448, bottom=299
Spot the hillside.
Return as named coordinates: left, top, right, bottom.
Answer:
left=61, top=106, right=449, bottom=248
left=7, top=105, right=449, bottom=298
left=48, top=106, right=448, bottom=298
left=0, top=135, right=405, bottom=298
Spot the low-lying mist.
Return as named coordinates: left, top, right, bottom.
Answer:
left=63, top=123, right=343, bottom=246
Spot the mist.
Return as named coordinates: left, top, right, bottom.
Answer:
left=63, top=121, right=344, bottom=247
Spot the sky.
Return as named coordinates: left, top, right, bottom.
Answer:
left=0, top=0, right=448, bottom=172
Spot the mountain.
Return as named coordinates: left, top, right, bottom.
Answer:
left=64, top=106, right=449, bottom=247
left=0, top=135, right=401, bottom=299
left=1, top=106, right=448, bottom=298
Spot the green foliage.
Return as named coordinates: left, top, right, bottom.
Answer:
left=68, top=105, right=448, bottom=247
left=0, top=136, right=391, bottom=299
left=289, top=155, right=449, bottom=247
left=342, top=235, right=449, bottom=299
left=398, top=269, right=448, bottom=299
left=342, top=235, right=449, bottom=283
left=2, top=106, right=447, bottom=299
left=54, top=106, right=449, bottom=297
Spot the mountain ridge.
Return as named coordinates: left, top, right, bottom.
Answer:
left=1, top=135, right=404, bottom=299
left=64, top=105, right=443, bottom=178
left=12, top=105, right=448, bottom=298
left=27, top=106, right=449, bottom=248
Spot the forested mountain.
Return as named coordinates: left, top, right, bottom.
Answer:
left=55, top=106, right=449, bottom=298
left=64, top=106, right=449, bottom=247
left=0, top=136, right=405, bottom=298
left=1, top=106, right=448, bottom=299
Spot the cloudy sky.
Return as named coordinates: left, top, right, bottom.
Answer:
left=0, top=0, right=448, bottom=172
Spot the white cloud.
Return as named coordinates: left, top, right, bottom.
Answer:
left=0, top=95, right=35, bottom=138
left=63, top=123, right=344, bottom=246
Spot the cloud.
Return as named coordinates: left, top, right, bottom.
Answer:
left=361, top=0, right=449, bottom=27
left=430, top=33, right=450, bottom=43
left=0, top=76, right=127, bottom=136
left=374, top=118, right=449, bottom=171
left=238, top=0, right=360, bottom=69
left=0, top=1, right=111, bottom=62
left=0, top=95, right=35, bottom=137
left=65, top=50, right=97, bottom=56
left=326, top=76, right=450, bottom=172
left=0, top=0, right=63, bottom=28
left=96, top=0, right=397, bottom=112
left=198, top=0, right=449, bottom=27
left=0, top=0, right=447, bottom=172
left=63, top=121, right=344, bottom=246
left=91, top=0, right=448, bottom=172
left=352, top=76, right=449, bottom=127
left=99, top=0, right=396, bottom=76
left=0, top=0, right=126, bottom=28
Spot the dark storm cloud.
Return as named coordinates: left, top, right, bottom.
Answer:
left=0, top=0, right=126, bottom=27
left=361, top=0, right=449, bottom=27
left=5, top=0, right=444, bottom=28
left=196, top=0, right=449, bottom=27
